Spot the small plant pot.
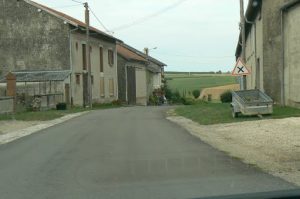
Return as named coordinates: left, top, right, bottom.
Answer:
left=56, top=103, right=67, bottom=110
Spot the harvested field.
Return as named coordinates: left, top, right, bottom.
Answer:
left=200, top=84, right=240, bottom=101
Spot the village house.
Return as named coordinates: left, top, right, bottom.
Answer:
left=0, top=0, right=120, bottom=108
left=235, top=0, right=300, bottom=107
left=117, top=43, right=166, bottom=105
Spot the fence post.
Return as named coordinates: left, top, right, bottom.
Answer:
left=6, top=72, right=17, bottom=113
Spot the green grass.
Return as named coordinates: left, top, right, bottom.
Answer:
left=175, top=102, right=300, bottom=125
left=165, top=74, right=237, bottom=95
left=0, top=103, right=122, bottom=121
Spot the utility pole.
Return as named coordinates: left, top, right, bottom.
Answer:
left=84, top=2, right=92, bottom=108
left=240, top=0, right=246, bottom=90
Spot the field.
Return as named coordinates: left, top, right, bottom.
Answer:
left=165, top=72, right=238, bottom=95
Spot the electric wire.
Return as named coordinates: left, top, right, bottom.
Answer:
left=111, top=0, right=189, bottom=32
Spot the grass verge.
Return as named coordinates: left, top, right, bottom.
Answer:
left=0, top=103, right=122, bottom=121
left=175, top=102, right=300, bottom=125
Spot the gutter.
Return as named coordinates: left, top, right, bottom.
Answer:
left=280, top=9, right=286, bottom=106
left=245, top=16, right=257, bottom=89
left=69, top=27, right=79, bottom=106
left=24, top=0, right=79, bottom=27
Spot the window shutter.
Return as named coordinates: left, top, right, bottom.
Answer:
left=100, top=47, right=104, bottom=72
left=109, top=78, right=114, bottom=96
left=108, top=50, right=114, bottom=66
left=100, top=77, right=105, bottom=97
left=82, top=44, right=87, bottom=70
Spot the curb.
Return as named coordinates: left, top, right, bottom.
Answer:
left=0, top=111, right=89, bottom=145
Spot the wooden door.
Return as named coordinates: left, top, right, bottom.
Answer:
left=65, top=83, right=70, bottom=104
left=127, top=67, right=136, bottom=105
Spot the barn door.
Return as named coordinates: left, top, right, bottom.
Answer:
left=127, top=67, right=136, bottom=105
left=65, top=83, right=70, bottom=104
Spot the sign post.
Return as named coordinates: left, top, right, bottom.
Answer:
left=232, top=58, right=251, bottom=90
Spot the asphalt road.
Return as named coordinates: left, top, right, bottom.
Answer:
left=0, top=107, right=297, bottom=199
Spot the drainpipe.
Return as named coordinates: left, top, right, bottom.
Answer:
left=125, top=64, right=129, bottom=102
left=245, top=17, right=256, bottom=89
left=280, top=10, right=285, bottom=106
left=69, top=27, right=79, bottom=107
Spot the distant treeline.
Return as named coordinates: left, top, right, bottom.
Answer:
left=165, top=71, right=230, bottom=74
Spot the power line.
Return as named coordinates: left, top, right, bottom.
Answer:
left=69, top=0, right=84, bottom=4
left=151, top=52, right=233, bottom=59
left=52, top=4, right=82, bottom=9
left=89, top=7, right=112, bottom=34
left=66, top=1, right=112, bottom=34
left=111, top=0, right=190, bottom=32
left=150, top=50, right=234, bottom=60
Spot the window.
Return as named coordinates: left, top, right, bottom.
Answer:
left=90, top=46, right=92, bottom=53
left=82, top=44, right=87, bottom=70
left=91, top=75, right=94, bottom=85
left=108, top=49, right=114, bottom=66
left=75, top=74, right=80, bottom=85
left=75, top=42, right=78, bottom=51
left=109, top=78, right=114, bottom=96
left=100, top=77, right=105, bottom=97
left=100, top=47, right=104, bottom=72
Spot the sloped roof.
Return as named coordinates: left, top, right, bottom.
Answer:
left=24, top=0, right=120, bottom=42
left=281, top=0, right=300, bottom=10
left=0, top=71, right=71, bottom=83
left=117, top=43, right=164, bottom=73
left=235, top=0, right=262, bottom=58
left=117, top=44, right=147, bottom=63
left=118, top=43, right=167, bottom=67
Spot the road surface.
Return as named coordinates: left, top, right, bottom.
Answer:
left=0, top=107, right=297, bottom=199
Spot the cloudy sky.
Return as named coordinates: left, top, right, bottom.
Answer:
left=35, top=0, right=247, bottom=72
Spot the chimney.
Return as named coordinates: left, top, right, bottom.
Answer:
left=144, top=47, right=149, bottom=56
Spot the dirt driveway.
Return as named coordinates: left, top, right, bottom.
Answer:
left=167, top=115, right=300, bottom=186
left=0, top=121, right=42, bottom=135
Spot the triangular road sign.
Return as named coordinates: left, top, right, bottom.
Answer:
left=232, top=58, right=251, bottom=76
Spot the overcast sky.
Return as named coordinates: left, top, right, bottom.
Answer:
left=34, top=0, right=248, bottom=72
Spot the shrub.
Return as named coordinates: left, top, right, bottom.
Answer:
left=171, top=90, right=182, bottom=104
left=56, top=103, right=67, bottom=110
left=192, top=90, right=201, bottom=99
left=112, top=100, right=122, bottom=106
left=165, top=77, right=173, bottom=81
left=149, top=95, right=159, bottom=105
left=220, top=90, right=232, bottom=103
left=164, top=87, right=173, bottom=100
left=181, top=97, right=195, bottom=105
left=31, top=97, right=42, bottom=111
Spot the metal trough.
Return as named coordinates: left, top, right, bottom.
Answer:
left=231, top=89, right=273, bottom=118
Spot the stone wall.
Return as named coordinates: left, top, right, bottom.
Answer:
left=261, top=0, right=290, bottom=103
left=0, top=97, right=14, bottom=114
left=283, top=3, right=300, bottom=107
left=0, top=0, right=70, bottom=73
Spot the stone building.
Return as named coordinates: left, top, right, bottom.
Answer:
left=236, top=0, right=300, bottom=107
left=117, top=43, right=166, bottom=105
left=0, top=0, right=120, bottom=106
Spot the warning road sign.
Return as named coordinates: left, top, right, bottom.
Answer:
left=232, top=58, right=251, bottom=76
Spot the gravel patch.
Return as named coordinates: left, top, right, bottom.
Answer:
left=167, top=115, right=300, bottom=186
left=0, top=112, right=89, bottom=145
left=0, top=121, right=42, bottom=135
